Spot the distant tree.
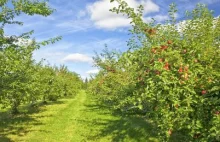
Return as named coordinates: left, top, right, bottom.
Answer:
left=84, top=78, right=88, bottom=89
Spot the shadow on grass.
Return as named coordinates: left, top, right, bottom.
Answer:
left=0, top=109, right=41, bottom=141
left=0, top=136, right=12, bottom=142
left=84, top=98, right=191, bottom=142
left=37, top=99, right=65, bottom=106
left=0, top=100, right=64, bottom=142
left=82, top=99, right=159, bottom=142
left=97, top=116, right=158, bottom=142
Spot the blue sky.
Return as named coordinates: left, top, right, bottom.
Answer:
left=4, top=0, right=220, bottom=79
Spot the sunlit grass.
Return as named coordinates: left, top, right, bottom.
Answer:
left=0, top=91, right=159, bottom=142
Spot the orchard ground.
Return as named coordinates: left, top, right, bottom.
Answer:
left=0, top=90, right=188, bottom=142
left=0, top=90, right=155, bottom=142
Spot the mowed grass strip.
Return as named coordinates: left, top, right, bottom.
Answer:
left=0, top=92, right=84, bottom=142
left=26, top=91, right=87, bottom=142
left=0, top=91, right=159, bottom=142
left=68, top=93, right=159, bottom=142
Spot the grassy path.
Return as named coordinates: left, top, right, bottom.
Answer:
left=26, top=90, right=88, bottom=142
left=0, top=91, right=158, bottom=142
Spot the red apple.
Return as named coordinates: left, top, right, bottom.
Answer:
left=148, top=28, right=156, bottom=35
left=158, top=58, right=163, bottom=62
left=184, top=66, right=188, bottom=72
left=178, top=67, right=183, bottom=73
left=201, top=90, right=207, bottom=95
left=155, top=70, right=160, bottom=75
left=163, top=62, right=169, bottom=70
left=215, top=111, right=220, bottom=115
left=151, top=48, right=157, bottom=54
left=161, top=45, right=168, bottom=50
left=167, top=40, right=172, bottom=44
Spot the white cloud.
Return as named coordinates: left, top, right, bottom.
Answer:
left=86, top=69, right=99, bottom=74
left=33, top=41, right=75, bottom=65
left=153, top=15, right=169, bottom=22
left=144, top=14, right=169, bottom=23
left=93, top=16, right=130, bottom=29
left=86, top=0, right=160, bottom=30
left=141, top=0, right=160, bottom=14
left=62, top=53, right=93, bottom=63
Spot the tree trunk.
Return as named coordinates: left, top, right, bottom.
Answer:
left=11, top=102, right=19, bottom=114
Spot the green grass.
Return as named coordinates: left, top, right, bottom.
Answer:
left=0, top=91, right=159, bottom=142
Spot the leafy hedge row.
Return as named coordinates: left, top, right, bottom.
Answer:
left=0, top=0, right=83, bottom=114
left=88, top=1, right=220, bottom=141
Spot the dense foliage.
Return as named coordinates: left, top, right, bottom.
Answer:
left=0, top=0, right=83, bottom=114
left=88, top=0, right=220, bottom=141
